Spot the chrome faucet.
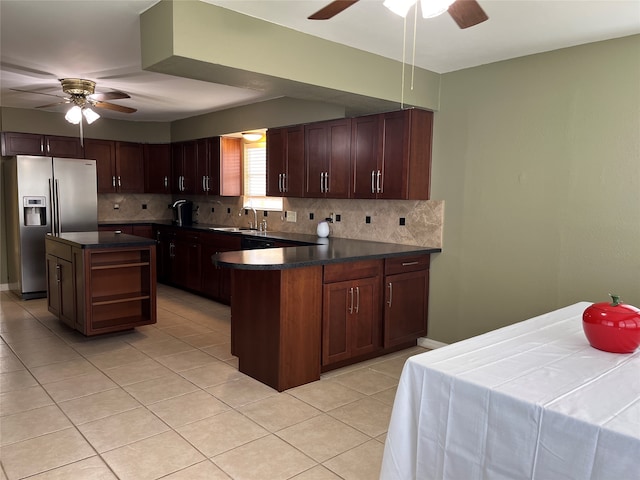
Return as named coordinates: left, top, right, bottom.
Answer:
left=247, top=207, right=258, bottom=229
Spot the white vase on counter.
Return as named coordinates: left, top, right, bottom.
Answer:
left=317, top=220, right=330, bottom=238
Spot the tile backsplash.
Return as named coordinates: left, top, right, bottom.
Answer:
left=98, top=194, right=443, bottom=248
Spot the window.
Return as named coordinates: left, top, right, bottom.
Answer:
left=243, top=141, right=283, bottom=211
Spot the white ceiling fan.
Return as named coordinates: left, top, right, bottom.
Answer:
left=308, top=0, right=488, bottom=28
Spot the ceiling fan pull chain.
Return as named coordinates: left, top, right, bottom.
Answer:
left=79, top=117, right=84, bottom=147
left=401, top=15, right=407, bottom=109
left=411, top=1, right=418, bottom=91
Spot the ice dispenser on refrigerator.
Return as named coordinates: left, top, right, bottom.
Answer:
left=23, top=196, right=46, bottom=226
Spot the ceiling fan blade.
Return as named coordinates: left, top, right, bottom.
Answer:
left=10, top=88, right=66, bottom=100
left=36, top=100, right=70, bottom=109
left=308, top=0, right=359, bottom=20
left=448, top=0, right=488, bottom=29
left=93, top=101, right=137, bottom=114
left=89, top=91, right=131, bottom=102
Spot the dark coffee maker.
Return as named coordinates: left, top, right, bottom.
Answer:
left=171, top=199, right=193, bottom=226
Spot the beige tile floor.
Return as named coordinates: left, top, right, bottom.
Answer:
left=0, top=284, right=427, bottom=480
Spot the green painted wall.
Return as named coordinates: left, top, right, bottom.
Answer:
left=429, top=34, right=640, bottom=343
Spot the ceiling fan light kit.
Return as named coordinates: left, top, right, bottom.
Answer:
left=309, top=0, right=488, bottom=29
left=383, top=0, right=455, bottom=18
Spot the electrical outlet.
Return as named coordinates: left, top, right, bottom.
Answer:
left=142, top=204, right=147, bottom=210
left=286, top=211, right=297, bottom=222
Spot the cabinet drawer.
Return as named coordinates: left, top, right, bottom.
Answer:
left=45, top=240, right=72, bottom=261
left=385, top=254, right=430, bottom=275
left=324, top=259, right=382, bottom=283
left=200, top=232, right=242, bottom=250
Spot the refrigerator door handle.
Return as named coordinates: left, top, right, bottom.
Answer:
left=54, top=179, right=61, bottom=235
left=48, top=179, right=55, bottom=235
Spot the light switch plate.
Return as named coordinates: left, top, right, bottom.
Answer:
left=286, top=211, right=297, bottom=222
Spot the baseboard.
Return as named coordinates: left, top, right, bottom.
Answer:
left=418, top=337, right=448, bottom=350
left=0, top=283, right=9, bottom=292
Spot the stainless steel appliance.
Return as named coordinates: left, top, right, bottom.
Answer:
left=171, top=199, right=193, bottom=226
left=2, top=155, right=98, bottom=299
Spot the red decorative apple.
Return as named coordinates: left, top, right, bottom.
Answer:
left=583, top=295, right=640, bottom=353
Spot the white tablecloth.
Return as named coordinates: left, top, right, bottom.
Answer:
left=380, top=302, right=640, bottom=480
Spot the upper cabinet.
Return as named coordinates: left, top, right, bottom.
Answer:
left=85, top=139, right=144, bottom=193
left=266, top=108, right=433, bottom=200
left=171, top=141, right=198, bottom=195
left=266, top=125, right=304, bottom=197
left=305, top=118, right=351, bottom=198
left=2, top=132, right=83, bottom=158
left=352, top=109, right=433, bottom=200
left=144, top=144, right=171, bottom=194
left=219, top=137, right=242, bottom=197
left=172, top=137, right=240, bottom=196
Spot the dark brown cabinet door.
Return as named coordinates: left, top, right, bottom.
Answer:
left=46, top=135, right=83, bottom=158
left=144, top=144, right=171, bottom=193
left=266, top=128, right=285, bottom=196
left=84, top=138, right=116, bottom=193
left=351, top=114, right=380, bottom=199
left=173, top=232, right=201, bottom=291
left=46, top=254, right=75, bottom=329
left=220, top=137, right=242, bottom=197
left=384, top=269, right=428, bottom=347
left=171, top=142, right=197, bottom=194
left=2, top=132, right=45, bottom=156
left=115, top=142, right=144, bottom=193
left=305, top=118, right=350, bottom=198
left=196, top=138, right=214, bottom=195
left=156, top=228, right=175, bottom=284
left=378, top=110, right=409, bottom=199
left=266, top=126, right=304, bottom=197
left=322, top=276, right=381, bottom=366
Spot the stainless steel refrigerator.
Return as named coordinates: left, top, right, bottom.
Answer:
left=3, top=155, right=98, bottom=299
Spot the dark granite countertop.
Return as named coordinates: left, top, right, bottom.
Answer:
left=214, top=237, right=441, bottom=270
left=47, top=232, right=156, bottom=248
left=97, top=221, right=441, bottom=270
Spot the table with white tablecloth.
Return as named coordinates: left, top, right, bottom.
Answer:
left=380, top=302, right=640, bottom=480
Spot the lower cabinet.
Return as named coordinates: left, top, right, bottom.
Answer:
left=200, top=232, right=241, bottom=304
left=46, top=249, right=75, bottom=329
left=322, top=260, right=383, bottom=366
left=45, top=237, right=157, bottom=336
left=173, top=231, right=201, bottom=291
left=383, top=255, right=430, bottom=348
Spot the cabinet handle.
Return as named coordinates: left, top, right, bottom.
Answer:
left=355, top=286, right=360, bottom=314
left=169, top=242, right=175, bottom=258
left=377, top=170, right=382, bottom=193
left=202, top=176, right=207, bottom=192
left=112, top=175, right=116, bottom=188
left=164, top=176, right=168, bottom=189
left=324, top=172, right=329, bottom=193
left=387, top=282, right=393, bottom=307
left=55, top=264, right=61, bottom=283
left=371, top=170, right=376, bottom=194
left=206, top=175, right=210, bottom=191
left=40, top=138, right=45, bottom=153
left=402, top=261, right=419, bottom=266
left=349, top=287, right=354, bottom=314
left=181, top=175, right=185, bottom=191
left=320, top=173, right=325, bottom=193
left=283, top=173, right=287, bottom=192
left=277, top=173, right=282, bottom=193
left=118, top=176, right=122, bottom=188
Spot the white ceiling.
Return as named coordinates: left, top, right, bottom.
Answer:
left=1, top=0, right=639, bottom=122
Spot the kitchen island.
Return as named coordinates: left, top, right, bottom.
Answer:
left=45, top=232, right=157, bottom=336
left=215, top=235, right=441, bottom=391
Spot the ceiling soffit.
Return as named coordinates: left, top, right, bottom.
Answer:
left=140, top=0, right=441, bottom=115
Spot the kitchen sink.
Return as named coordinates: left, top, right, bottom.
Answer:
left=209, top=227, right=254, bottom=232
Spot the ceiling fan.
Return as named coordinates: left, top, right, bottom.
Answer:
left=309, top=0, right=488, bottom=29
left=11, top=78, right=137, bottom=121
